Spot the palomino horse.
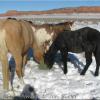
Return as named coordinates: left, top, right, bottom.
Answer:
left=0, top=18, right=43, bottom=90
left=30, top=21, right=74, bottom=54
left=44, top=27, right=100, bottom=76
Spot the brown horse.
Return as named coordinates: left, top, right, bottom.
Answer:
left=0, top=18, right=43, bottom=90
left=30, top=21, right=74, bottom=54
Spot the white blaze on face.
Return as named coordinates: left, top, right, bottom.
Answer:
left=34, top=28, right=54, bottom=46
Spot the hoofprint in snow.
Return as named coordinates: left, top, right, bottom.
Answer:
left=0, top=21, right=100, bottom=99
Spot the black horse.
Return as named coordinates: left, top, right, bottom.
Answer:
left=44, top=27, right=100, bottom=76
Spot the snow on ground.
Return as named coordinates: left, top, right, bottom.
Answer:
left=71, top=21, right=100, bottom=31
left=0, top=21, right=100, bottom=99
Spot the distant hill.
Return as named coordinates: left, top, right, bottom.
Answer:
left=0, top=6, right=100, bottom=17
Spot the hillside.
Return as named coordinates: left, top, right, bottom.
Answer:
left=0, top=6, right=100, bottom=17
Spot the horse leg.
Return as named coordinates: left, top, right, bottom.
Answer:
left=0, top=54, right=9, bottom=90
left=60, top=49, right=68, bottom=74
left=12, top=53, right=24, bottom=84
left=80, top=51, right=92, bottom=75
left=94, top=47, right=100, bottom=76
left=22, top=54, right=27, bottom=77
left=94, top=57, right=100, bottom=76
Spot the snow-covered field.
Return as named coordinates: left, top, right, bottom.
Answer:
left=0, top=21, right=100, bottom=99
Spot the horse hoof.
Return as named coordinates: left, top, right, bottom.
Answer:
left=3, top=90, right=15, bottom=97
left=80, top=72, right=85, bottom=75
left=94, top=73, right=99, bottom=76
left=64, top=71, right=67, bottom=74
left=19, top=77, right=25, bottom=85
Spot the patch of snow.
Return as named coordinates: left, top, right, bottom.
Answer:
left=0, top=21, right=100, bottom=99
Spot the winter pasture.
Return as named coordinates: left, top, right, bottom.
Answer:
left=0, top=15, right=100, bottom=99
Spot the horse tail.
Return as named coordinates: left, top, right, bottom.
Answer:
left=0, top=29, right=9, bottom=90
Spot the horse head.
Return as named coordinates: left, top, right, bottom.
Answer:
left=44, top=40, right=58, bottom=69
left=44, top=52, right=54, bottom=69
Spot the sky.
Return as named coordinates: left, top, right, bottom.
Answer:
left=0, top=0, right=100, bottom=14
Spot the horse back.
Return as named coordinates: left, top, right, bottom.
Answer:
left=55, top=27, right=100, bottom=53
left=0, top=19, right=34, bottom=54
left=19, top=20, right=34, bottom=49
